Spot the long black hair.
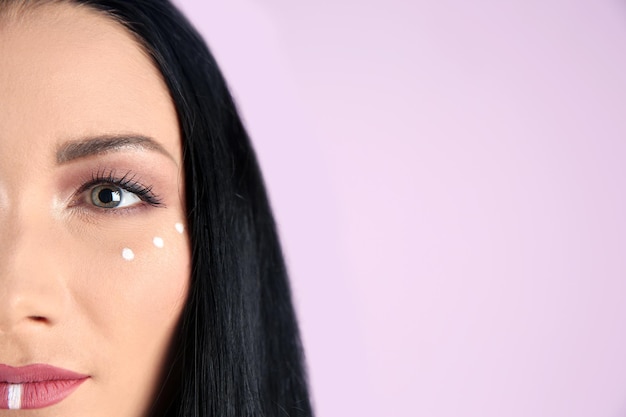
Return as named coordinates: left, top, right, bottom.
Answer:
left=44, top=0, right=313, bottom=415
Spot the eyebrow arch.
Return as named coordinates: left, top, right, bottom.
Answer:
left=56, top=134, right=176, bottom=164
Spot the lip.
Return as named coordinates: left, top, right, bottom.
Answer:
left=0, top=364, right=89, bottom=410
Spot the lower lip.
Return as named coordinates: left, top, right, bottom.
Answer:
left=0, top=378, right=87, bottom=409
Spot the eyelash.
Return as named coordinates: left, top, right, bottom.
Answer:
left=72, top=169, right=164, bottom=212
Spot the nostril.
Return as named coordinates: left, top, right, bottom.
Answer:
left=29, top=316, right=48, bottom=323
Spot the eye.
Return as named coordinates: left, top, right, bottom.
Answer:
left=70, top=170, right=164, bottom=213
left=90, top=184, right=141, bottom=209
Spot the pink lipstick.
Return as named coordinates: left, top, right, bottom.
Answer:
left=0, top=364, right=88, bottom=410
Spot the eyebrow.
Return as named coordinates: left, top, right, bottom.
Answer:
left=56, top=134, right=176, bottom=164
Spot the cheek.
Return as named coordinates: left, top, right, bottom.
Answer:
left=68, top=221, right=190, bottom=343
left=58, top=220, right=190, bottom=416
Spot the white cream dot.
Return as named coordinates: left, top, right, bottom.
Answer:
left=122, top=248, right=135, bottom=261
left=175, top=222, right=184, bottom=234
left=153, top=237, right=164, bottom=248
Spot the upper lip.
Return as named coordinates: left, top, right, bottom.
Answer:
left=0, top=364, right=88, bottom=384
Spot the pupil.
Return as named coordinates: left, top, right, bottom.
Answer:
left=96, top=187, right=121, bottom=207
left=99, top=188, right=115, bottom=204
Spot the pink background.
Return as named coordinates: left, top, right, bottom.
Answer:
left=174, top=1, right=626, bottom=416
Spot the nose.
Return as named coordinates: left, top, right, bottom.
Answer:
left=0, top=215, right=70, bottom=334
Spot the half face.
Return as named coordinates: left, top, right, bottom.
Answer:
left=0, top=3, right=190, bottom=416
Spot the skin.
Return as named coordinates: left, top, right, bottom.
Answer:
left=0, top=3, right=190, bottom=417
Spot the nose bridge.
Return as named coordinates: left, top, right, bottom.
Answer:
left=0, top=201, right=70, bottom=333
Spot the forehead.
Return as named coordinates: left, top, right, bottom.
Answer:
left=0, top=2, right=180, bottom=162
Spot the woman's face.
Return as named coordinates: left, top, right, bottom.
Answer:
left=0, top=3, right=190, bottom=416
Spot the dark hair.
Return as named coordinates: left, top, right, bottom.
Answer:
left=60, top=0, right=313, bottom=416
